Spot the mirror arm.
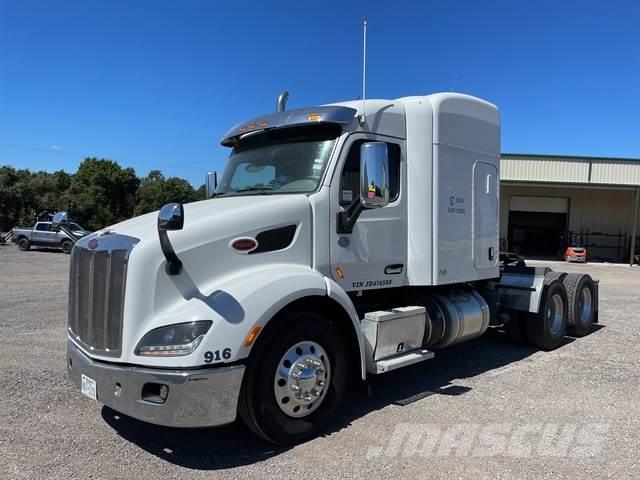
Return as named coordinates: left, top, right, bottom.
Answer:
left=158, top=230, right=182, bottom=275
left=337, top=198, right=365, bottom=234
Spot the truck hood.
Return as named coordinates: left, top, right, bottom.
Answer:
left=101, top=194, right=311, bottom=246
left=76, top=194, right=315, bottom=364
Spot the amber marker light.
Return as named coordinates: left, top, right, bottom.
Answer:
left=244, top=325, right=263, bottom=347
left=335, top=265, right=345, bottom=279
left=307, top=113, right=322, bottom=121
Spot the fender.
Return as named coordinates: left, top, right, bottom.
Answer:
left=323, top=276, right=366, bottom=380
left=123, top=264, right=365, bottom=376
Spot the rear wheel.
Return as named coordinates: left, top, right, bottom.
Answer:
left=61, top=240, right=73, bottom=254
left=238, top=311, right=347, bottom=445
left=525, top=280, right=568, bottom=350
left=17, top=238, right=30, bottom=251
left=563, top=273, right=595, bottom=337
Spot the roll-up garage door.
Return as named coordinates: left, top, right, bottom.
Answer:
left=508, top=196, right=569, bottom=257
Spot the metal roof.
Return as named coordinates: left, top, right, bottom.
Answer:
left=501, top=153, right=640, bottom=187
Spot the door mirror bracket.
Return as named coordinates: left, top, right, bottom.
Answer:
left=337, top=198, right=364, bottom=234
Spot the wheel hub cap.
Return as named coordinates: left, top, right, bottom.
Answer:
left=274, top=341, right=330, bottom=418
left=547, top=293, right=564, bottom=335
left=578, top=287, right=593, bottom=324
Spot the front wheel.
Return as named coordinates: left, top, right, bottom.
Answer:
left=17, top=238, right=30, bottom=251
left=238, top=311, right=347, bottom=445
left=61, top=240, right=73, bottom=254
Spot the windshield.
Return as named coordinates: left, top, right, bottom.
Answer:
left=216, top=125, right=340, bottom=197
left=69, top=223, right=84, bottom=232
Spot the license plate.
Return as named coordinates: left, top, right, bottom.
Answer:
left=81, top=374, right=97, bottom=400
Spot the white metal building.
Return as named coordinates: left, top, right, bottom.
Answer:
left=500, top=153, right=640, bottom=264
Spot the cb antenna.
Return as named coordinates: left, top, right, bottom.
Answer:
left=359, top=18, right=367, bottom=125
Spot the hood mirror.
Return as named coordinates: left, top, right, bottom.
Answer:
left=157, top=203, right=184, bottom=275
left=158, top=203, right=184, bottom=231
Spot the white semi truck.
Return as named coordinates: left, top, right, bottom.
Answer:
left=64, top=92, right=598, bottom=445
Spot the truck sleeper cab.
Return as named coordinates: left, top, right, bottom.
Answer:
left=66, top=92, right=599, bottom=445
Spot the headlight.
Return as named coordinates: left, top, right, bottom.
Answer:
left=135, top=321, right=212, bottom=357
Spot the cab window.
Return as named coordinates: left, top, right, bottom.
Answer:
left=36, top=223, right=51, bottom=232
left=339, top=140, right=400, bottom=205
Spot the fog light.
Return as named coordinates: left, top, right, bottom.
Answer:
left=159, top=384, right=169, bottom=401
left=141, top=383, right=169, bottom=404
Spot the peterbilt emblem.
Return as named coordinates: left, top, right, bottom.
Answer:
left=88, top=239, right=99, bottom=250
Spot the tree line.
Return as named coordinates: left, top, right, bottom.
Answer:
left=0, top=157, right=205, bottom=232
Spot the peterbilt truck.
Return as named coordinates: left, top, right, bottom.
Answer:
left=64, top=92, right=598, bottom=445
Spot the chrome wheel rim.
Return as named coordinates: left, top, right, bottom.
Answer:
left=578, top=287, right=593, bottom=325
left=547, top=293, right=564, bottom=335
left=274, top=341, right=330, bottom=418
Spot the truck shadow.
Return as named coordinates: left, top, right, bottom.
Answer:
left=100, top=326, right=602, bottom=470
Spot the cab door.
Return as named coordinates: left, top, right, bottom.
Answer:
left=33, top=222, right=54, bottom=245
left=329, top=134, right=407, bottom=291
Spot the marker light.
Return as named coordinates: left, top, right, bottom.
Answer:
left=307, top=113, right=322, bottom=121
left=244, top=326, right=263, bottom=347
left=135, top=321, right=212, bottom=357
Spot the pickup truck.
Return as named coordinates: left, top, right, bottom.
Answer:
left=12, top=221, right=89, bottom=254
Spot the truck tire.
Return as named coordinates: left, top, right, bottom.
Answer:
left=238, top=311, right=347, bottom=445
left=17, top=238, right=30, bottom=251
left=525, top=280, right=568, bottom=350
left=562, top=273, right=596, bottom=337
left=61, top=240, right=73, bottom=254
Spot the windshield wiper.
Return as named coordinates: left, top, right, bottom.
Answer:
left=217, top=186, right=275, bottom=197
left=235, top=186, right=274, bottom=193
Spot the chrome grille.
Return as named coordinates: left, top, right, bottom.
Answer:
left=68, top=234, right=138, bottom=357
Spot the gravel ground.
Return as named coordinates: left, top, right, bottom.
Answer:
left=1, top=245, right=639, bottom=479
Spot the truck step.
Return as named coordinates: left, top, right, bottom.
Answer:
left=368, top=349, right=435, bottom=374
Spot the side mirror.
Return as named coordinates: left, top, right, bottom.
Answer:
left=205, top=171, right=218, bottom=199
left=337, top=142, right=390, bottom=234
left=157, top=203, right=184, bottom=275
left=360, top=142, right=390, bottom=208
left=158, top=203, right=184, bottom=231
left=51, top=211, right=69, bottom=232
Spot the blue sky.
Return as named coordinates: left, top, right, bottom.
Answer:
left=1, top=0, right=639, bottom=186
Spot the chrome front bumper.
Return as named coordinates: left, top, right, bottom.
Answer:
left=67, top=339, right=245, bottom=428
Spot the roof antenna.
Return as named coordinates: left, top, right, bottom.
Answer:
left=450, top=75, right=458, bottom=92
left=359, top=18, right=367, bottom=125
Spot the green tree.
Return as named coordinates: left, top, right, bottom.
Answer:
left=66, top=157, right=140, bottom=230
left=0, top=159, right=202, bottom=232
left=134, top=170, right=202, bottom=216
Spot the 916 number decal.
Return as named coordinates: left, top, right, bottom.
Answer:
left=204, top=348, right=232, bottom=363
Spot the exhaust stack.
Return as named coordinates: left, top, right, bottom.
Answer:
left=276, top=91, right=289, bottom=112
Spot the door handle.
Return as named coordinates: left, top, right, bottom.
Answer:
left=384, top=264, right=404, bottom=275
